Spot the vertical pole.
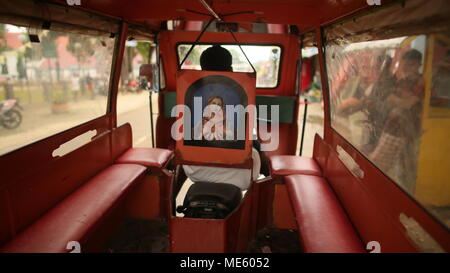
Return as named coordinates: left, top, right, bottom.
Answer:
left=296, top=36, right=303, bottom=155
left=108, top=22, right=128, bottom=129
left=299, top=98, right=308, bottom=156
left=147, top=43, right=156, bottom=148
left=315, top=27, right=332, bottom=141
left=149, top=90, right=155, bottom=148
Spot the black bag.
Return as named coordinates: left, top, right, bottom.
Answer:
left=176, top=182, right=242, bottom=219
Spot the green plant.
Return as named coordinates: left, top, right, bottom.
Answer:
left=52, top=91, right=68, bottom=105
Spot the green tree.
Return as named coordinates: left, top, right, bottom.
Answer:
left=66, top=34, right=95, bottom=64
left=0, top=24, right=10, bottom=75
left=16, top=53, right=27, bottom=79
left=136, top=42, right=151, bottom=63
left=66, top=34, right=95, bottom=78
left=0, top=24, right=7, bottom=53
left=40, top=31, right=60, bottom=82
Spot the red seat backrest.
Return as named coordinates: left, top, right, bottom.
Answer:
left=0, top=117, right=133, bottom=245
left=111, top=123, right=133, bottom=160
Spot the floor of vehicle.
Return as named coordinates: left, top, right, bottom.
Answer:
left=103, top=218, right=169, bottom=253
left=102, top=219, right=300, bottom=253
left=248, top=228, right=300, bottom=253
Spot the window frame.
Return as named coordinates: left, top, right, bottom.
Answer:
left=175, top=42, right=284, bottom=89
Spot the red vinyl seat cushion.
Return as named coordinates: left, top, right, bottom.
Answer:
left=284, top=174, right=365, bottom=253
left=115, top=147, right=173, bottom=168
left=269, top=155, right=322, bottom=177
left=0, top=163, right=146, bottom=253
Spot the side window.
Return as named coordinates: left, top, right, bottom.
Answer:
left=299, top=44, right=324, bottom=157
left=326, top=35, right=426, bottom=189
left=0, top=23, right=115, bottom=155
left=326, top=32, right=450, bottom=228
left=117, top=39, right=156, bottom=147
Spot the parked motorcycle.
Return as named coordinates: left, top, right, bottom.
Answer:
left=125, top=79, right=143, bottom=93
left=0, top=99, right=23, bottom=129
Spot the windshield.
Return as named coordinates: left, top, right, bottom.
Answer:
left=177, top=44, right=281, bottom=88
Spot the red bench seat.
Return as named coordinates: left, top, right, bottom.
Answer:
left=115, top=147, right=173, bottom=170
left=269, top=155, right=322, bottom=177
left=0, top=164, right=146, bottom=253
left=284, top=174, right=365, bottom=253
left=0, top=121, right=174, bottom=252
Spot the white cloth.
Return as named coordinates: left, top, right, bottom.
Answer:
left=182, top=148, right=261, bottom=190
left=71, top=77, right=80, bottom=92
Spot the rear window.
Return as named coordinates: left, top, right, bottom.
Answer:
left=177, top=44, right=281, bottom=88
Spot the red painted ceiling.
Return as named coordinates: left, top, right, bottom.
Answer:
left=50, top=0, right=395, bottom=32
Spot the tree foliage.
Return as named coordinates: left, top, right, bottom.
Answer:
left=66, top=34, right=95, bottom=64
left=0, top=24, right=8, bottom=54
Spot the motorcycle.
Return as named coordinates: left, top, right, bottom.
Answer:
left=0, top=99, right=23, bottom=129
left=125, top=79, right=143, bottom=94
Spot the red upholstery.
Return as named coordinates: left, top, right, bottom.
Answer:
left=0, top=164, right=146, bottom=253
left=284, top=174, right=365, bottom=253
left=269, top=155, right=322, bottom=177
left=111, top=123, right=133, bottom=160
left=115, top=147, right=173, bottom=169
left=0, top=118, right=113, bottom=245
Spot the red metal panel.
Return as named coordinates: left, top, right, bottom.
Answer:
left=162, top=171, right=175, bottom=220
left=124, top=175, right=161, bottom=220
left=49, top=0, right=389, bottom=32
left=155, top=115, right=175, bottom=150
left=170, top=217, right=227, bottom=253
left=337, top=131, right=450, bottom=252
left=1, top=164, right=146, bottom=253
left=111, top=123, right=133, bottom=160
left=10, top=133, right=112, bottom=232
left=230, top=185, right=256, bottom=252
left=170, top=186, right=255, bottom=253
left=312, top=134, right=328, bottom=174
left=175, top=70, right=255, bottom=166
left=272, top=184, right=297, bottom=230
left=255, top=178, right=276, bottom=230
left=313, top=131, right=450, bottom=252
left=0, top=191, right=13, bottom=245
left=0, top=115, right=113, bottom=244
left=249, top=182, right=260, bottom=240
left=324, top=146, right=417, bottom=252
